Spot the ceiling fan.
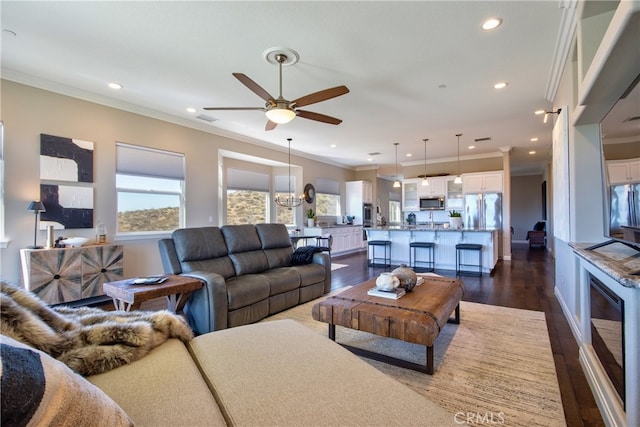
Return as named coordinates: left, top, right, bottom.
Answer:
left=204, top=52, right=349, bottom=131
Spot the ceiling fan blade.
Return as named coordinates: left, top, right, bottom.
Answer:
left=203, top=107, right=265, bottom=111
left=292, top=86, right=349, bottom=108
left=233, top=73, right=274, bottom=102
left=296, top=110, right=343, bottom=125
left=265, top=120, right=278, bottom=131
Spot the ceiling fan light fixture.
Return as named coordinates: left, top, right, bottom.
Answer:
left=265, top=108, right=296, bottom=124
left=393, top=142, right=401, bottom=188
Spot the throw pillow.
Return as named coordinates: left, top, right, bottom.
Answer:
left=0, top=335, right=133, bottom=427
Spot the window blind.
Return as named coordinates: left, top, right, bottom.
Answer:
left=227, top=168, right=269, bottom=191
left=316, top=178, right=340, bottom=195
left=116, top=143, right=184, bottom=180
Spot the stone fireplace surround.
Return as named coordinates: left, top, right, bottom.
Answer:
left=572, top=243, right=640, bottom=427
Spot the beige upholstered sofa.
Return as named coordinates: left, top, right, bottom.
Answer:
left=2, top=320, right=456, bottom=426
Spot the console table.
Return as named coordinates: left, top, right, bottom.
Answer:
left=20, top=244, right=123, bottom=304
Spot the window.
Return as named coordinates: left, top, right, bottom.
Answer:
left=274, top=174, right=297, bottom=226
left=226, top=168, right=269, bottom=225
left=315, top=178, right=341, bottom=216
left=116, top=143, right=185, bottom=234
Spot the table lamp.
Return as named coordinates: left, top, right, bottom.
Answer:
left=27, top=200, right=46, bottom=249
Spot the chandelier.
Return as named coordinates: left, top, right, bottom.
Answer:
left=275, top=138, right=303, bottom=209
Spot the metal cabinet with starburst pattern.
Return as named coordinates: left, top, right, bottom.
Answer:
left=20, top=245, right=123, bottom=304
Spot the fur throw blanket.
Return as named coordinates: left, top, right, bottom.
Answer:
left=0, top=282, right=194, bottom=376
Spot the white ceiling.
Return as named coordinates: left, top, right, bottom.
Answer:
left=1, top=1, right=568, bottom=177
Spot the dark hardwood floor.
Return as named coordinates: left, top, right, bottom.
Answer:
left=330, top=243, right=604, bottom=427
left=139, top=242, right=603, bottom=426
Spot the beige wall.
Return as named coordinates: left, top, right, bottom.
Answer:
left=0, top=80, right=355, bottom=284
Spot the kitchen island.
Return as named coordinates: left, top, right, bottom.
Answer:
left=304, top=224, right=365, bottom=256
left=365, top=227, right=499, bottom=273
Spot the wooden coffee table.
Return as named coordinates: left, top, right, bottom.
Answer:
left=103, top=275, right=203, bottom=313
left=312, top=275, right=464, bottom=374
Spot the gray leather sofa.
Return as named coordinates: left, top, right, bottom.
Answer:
left=158, top=223, right=331, bottom=334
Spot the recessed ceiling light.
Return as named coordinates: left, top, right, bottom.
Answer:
left=529, top=151, right=536, bottom=155
left=405, top=153, right=412, bottom=157
left=482, top=18, right=502, bottom=30
left=494, top=82, right=508, bottom=89
left=108, top=82, right=122, bottom=90
left=186, top=107, right=196, bottom=113
left=530, top=137, right=538, bottom=142
left=438, top=84, right=447, bottom=89
left=330, top=144, right=336, bottom=148
left=468, top=145, right=476, bottom=150
left=367, top=158, right=373, bottom=162
left=534, top=110, right=545, bottom=115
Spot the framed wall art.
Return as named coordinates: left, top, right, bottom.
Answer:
left=40, top=134, right=94, bottom=183
left=40, top=184, right=94, bottom=229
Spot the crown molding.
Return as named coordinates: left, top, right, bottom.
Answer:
left=545, top=0, right=578, bottom=102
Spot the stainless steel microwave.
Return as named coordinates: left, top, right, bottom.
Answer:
left=419, top=197, right=445, bottom=210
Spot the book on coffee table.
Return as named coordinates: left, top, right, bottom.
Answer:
left=128, top=276, right=168, bottom=285
left=367, top=287, right=406, bottom=299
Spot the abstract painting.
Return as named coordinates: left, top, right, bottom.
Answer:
left=40, top=184, right=94, bottom=229
left=40, top=133, right=94, bottom=183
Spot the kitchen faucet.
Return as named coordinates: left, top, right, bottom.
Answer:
left=429, top=212, right=434, bottom=228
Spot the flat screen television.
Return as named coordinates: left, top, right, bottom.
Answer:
left=598, top=73, right=640, bottom=250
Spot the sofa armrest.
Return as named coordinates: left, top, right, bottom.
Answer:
left=312, top=252, right=332, bottom=294
left=180, top=271, right=228, bottom=335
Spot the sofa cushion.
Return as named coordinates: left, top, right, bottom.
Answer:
left=222, top=225, right=270, bottom=275
left=173, top=226, right=228, bottom=261
left=88, top=338, right=226, bottom=426
left=0, top=335, right=133, bottom=427
left=290, top=263, right=327, bottom=287
left=262, top=267, right=301, bottom=295
left=256, top=223, right=295, bottom=269
left=225, top=275, right=270, bottom=309
left=187, top=319, right=455, bottom=426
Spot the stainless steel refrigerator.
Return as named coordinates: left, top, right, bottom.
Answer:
left=609, top=183, right=640, bottom=235
left=463, top=192, right=502, bottom=230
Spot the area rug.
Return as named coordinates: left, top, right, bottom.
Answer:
left=330, top=263, right=348, bottom=271
left=264, top=295, right=566, bottom=427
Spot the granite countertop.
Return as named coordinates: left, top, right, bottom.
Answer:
left=366, top=226, right=497, bottom=232
left=311, top=224, right=362, bottom=229
left=571, top=242, right=640, bottom=289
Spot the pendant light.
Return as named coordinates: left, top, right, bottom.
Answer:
left=275, top=138, right=303, bottom=209
left=393, top=142, right=401, bottom=188
left=421, top=138, right=429, bottom=186
left=454, top=133, right=463, bottom=184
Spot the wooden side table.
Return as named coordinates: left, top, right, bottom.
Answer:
left=103, top=275, right=203, bottom=313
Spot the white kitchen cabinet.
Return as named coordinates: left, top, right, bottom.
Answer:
left=304, top=226, right=364, bottom=256
left=607, top=159, right=640, bottom=184
left=446, top=177, right=464, bottom=209
left=462, top=171, right=504, bottom=193
left=402, top=179, right=420, bottom=211
left=418, top=176, right=446, bottom=197
left=346, top=180, right=373, bottom=224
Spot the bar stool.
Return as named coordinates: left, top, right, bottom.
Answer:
left=367, top=240, right=391, bottom=267
left=409, top=242, right=435, bottom=272
left=316, top=234, right=332, bottom=254
left=455, top=243, right=483, bottom=276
